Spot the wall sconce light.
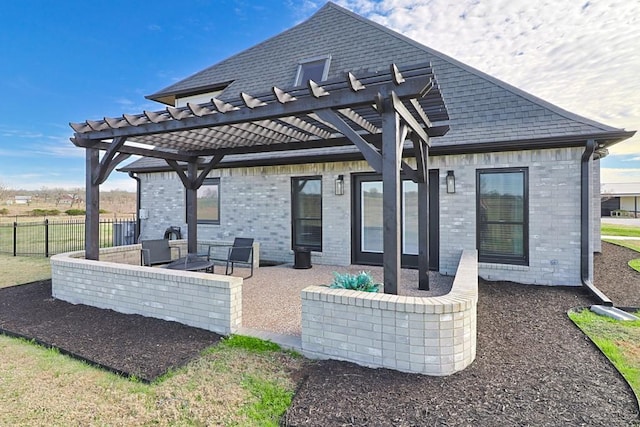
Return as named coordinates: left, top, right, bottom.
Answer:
left=446, top=170, right=456, bottom=194
left=335, top=174, right=345, bottom=196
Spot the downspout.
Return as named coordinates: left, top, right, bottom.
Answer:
left=581, top=140, right=613, bottom=306
left=128, top=171, right=141, bottom=243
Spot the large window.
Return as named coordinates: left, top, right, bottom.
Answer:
left=292, top=176, right=322, bottom=251
left=477, top=168, right=528, bottom=265
left=196, top=178, right=220, bottom=224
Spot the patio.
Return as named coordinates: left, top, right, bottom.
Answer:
left=51, top=242, right=474, bottom=375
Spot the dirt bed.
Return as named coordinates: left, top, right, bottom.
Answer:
left=0, top=281, right=221, bottom=382
left=283, top=243, right=640, bottom=426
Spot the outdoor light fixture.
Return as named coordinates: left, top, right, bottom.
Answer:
left=335, top=174, right=345, bottom=195
left=446, top=170, right=456, bottom=194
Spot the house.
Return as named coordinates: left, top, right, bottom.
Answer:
left=14, top=196, right=31, bottom=205
left=601, top=183, right=640, bottom=217
left=74, top=2, right=634, bottom=291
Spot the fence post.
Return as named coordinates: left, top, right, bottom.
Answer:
left=13, top=222, right=17, bottom=257
left=45, top=219, right=50, bottom=258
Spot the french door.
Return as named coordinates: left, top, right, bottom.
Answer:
left=352, top=170, right=439, bottom=269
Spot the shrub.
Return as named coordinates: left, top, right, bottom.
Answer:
left=65, top=209, right=85, bottom=216
left=329, top=271, right=380, bottom=292
left=30, top=209, right=60, bottom=216
left=0, top=208, right=8, bottom=215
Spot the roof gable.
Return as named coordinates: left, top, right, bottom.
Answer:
left=146, top=2, right=627, bottom=148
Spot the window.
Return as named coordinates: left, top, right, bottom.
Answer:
left=292, top=176, right=322, bottom=251
left=295, top=55, right=331, bottom=86
left=477, top=168, right=528, bottom=265
left=196, top=178, right=220, bottom=224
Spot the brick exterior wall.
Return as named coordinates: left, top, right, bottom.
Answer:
left=138, top=146, right=594, bottom=286
left=51, top=246, right=242, bottom=335
left=301, top=249, right=477, bottom=375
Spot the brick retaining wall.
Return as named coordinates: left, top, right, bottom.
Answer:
left=51, top=245, right=242, bottom=335
left=301, top=249, right=478, bottom=375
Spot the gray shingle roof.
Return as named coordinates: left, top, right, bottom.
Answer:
left=124, top=2, right=631, bottom=173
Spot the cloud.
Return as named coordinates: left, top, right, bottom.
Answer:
left=336, top=0, right=640, bottom=155
left=601, top=168, right=640, bottom=184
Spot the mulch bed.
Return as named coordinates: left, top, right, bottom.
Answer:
left=283, top=243, right=640, bottom=426
left=596, top=241, right=640, bottom=307
left=0, top=281, right=221, bottom=382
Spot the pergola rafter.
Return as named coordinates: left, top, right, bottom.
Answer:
left=72, top=62, right=449, bottom=293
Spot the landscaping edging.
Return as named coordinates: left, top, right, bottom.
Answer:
left=300, top=249, right=478, bottom=375
left=50, top=245, right=242, bottom=335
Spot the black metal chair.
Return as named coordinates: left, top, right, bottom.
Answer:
left=141, top=239, right=180, bottom=266
left=207, top=237, right=254, bottom=278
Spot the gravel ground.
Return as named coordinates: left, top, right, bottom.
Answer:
left=241, top=264, right=453, bottom=335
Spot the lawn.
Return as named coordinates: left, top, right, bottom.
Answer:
left=0, top=256, right=304, bottom=426
left=602, top=223, right=640, bottom=238
left=0, top=254, right=51, bottom=288
left=569, top=309, right=640, bottom=401
left=0, top=334, right=302, bottom=426
left=602, top=222, right=640, bottom=272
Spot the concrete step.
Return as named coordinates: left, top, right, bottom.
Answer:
left=590, top=305, right=640, bottom=321
left=235, top=327, right=302, bottom=352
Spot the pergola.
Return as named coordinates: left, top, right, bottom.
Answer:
left=70, top=63, right=449, bottom=294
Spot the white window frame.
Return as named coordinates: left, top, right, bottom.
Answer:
left=294, top=55, right=332, bottom=86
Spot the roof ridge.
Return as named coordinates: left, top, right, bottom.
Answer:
left=325, top=1, right=622, bottom=133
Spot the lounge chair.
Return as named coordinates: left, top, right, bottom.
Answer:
left=207, top=237, right=254, bottom=278
left=141, top=239, right=181, bottom=266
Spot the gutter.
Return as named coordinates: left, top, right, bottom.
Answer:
left=581, top=140, right=613, bottom=306
left=128, top=171, right=142, bottom=243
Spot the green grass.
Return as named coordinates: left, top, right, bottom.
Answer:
left=0, top=254, right=51, bottom=288
left=601, top=222, right=640, bottom=272
left=0, top=332, right=302, bottom=426
left=569, top=309, right=640, bottom=401
left=601, top=223, right=640, bottom=238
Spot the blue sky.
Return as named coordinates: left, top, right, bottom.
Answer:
left=1, top=0, right=638, bottom=191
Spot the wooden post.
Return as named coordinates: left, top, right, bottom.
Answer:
left=381, top=99, right=401, bottom=295
left=418, top=174, right=430, bottom=290
left=185, top=161, right=198, bottom=254
left=85, top=147, right=100, bottom=260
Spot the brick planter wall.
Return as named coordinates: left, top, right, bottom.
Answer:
left=301, top=249, right=478, bottom=375
left=51, top=245, right=242, bottom=335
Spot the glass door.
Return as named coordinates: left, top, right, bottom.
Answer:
left=352, top=171, right=439, bottom=269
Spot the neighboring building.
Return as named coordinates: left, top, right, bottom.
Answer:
left=114, top=2, right=633, bottom=286
left=601, top=183, right=640, bottom=217
left=14, top=196, right=31, bottom=205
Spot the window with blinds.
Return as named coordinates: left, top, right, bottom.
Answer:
left=477, top=168, right=528, bottom=265
left=291, top=176, right=322, bottom=251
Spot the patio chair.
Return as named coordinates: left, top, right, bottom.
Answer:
left=141, top=239, right=181, bottom=266
left=207, top=237, right=254, bottom=278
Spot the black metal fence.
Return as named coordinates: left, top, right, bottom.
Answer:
left=0, top=217, right=137, bottom=257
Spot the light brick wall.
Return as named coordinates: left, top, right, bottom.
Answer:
left=138, top=146, right=590, bottom=285
left=433, top=147, right=584, bottom=285
left=301, top=249, right=478, bottom=375
left=51, top=246, right=242, bottom=335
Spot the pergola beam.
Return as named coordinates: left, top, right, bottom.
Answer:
left=314, top=108, right=383, bottom=173
left=72, top=75, right=435, bottom=142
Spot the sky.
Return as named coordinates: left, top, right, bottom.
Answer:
left=0, top=0, right=638, bottom=192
